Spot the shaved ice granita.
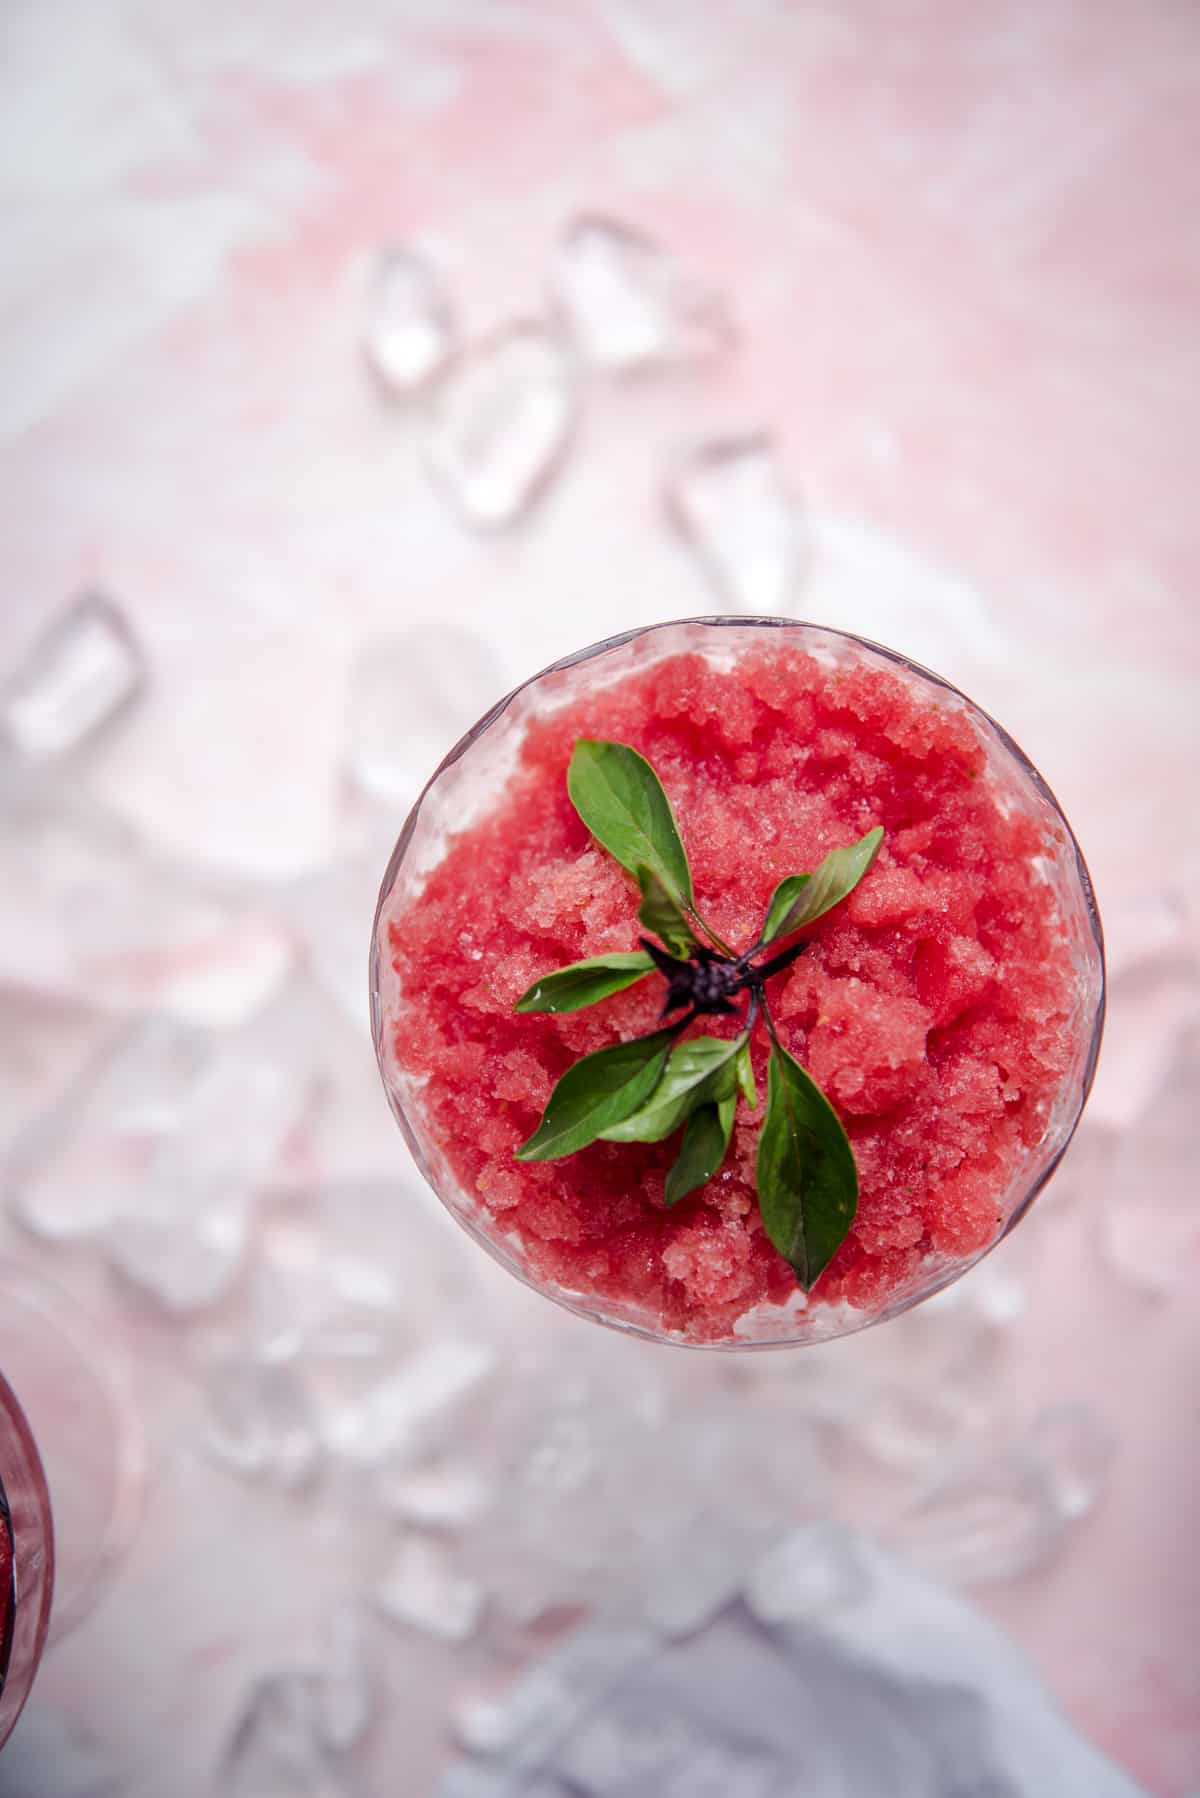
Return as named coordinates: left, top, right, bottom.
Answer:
left=371, top=619, right=1103, bottom=1347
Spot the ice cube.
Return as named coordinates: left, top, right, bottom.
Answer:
left=374, top=1536, right=484, bottom=1643
left=478, top=1405, right=644, bottom=1620
left=0, top=781, right=292, bottom=1022
left=1039, top=1117, right=1116, bottom=1215
left=106, top=1174, right=254, bottom=1313
left=454, top=1625, right=661, bottom=1775
left=889, top=1453, right=1063, bottom=1587
left=313, top=1603, right=374, bottom=1753
left=1025, top=1403, right=1115, bottom=1522
left=105, top=994, right=316, bottom=1313
left=849, top=1385, right=973, bottom=1477
left=5, top=1014, right=210, bottom=1242
left=1101, top=890, right=1189, bottom=980
left=0, top=592, right=145, bottom=761
left=476, top=1352, right=799, bottom=1626
left=744, top=1522, right=869, bottom=1626
left=805, top=1294, right=985, bottom=1438
left=361, top=245, right=455, bottom=396
left=425, top=321, right=577, bottom=529
left=804, top=513, right=1009, bottom=673
left=1100, top=1027, right=1200, bottom=1298
left=665, top=435, right=806, bottom=614
left=962, top=1256, right=1029, bottom=1327
left=451, top=1665, right=573, bottom=1756
left=203, top=1352, right=320, bottom=1490
left=852, top=1242, right=1029, bottom=1404
left=277, top=858, right=380, bottom=1038
left=373, top=1459, right=494, bottom=1529
left=550, top=214, right=733, bottom=373
left=706, top=1399, right=830, bottom=1531
left=146, top=906, right=295, bottom=1032
left=315, top=1337, right=496, bottom=1469
left=0, top=986, right=107, bottom=1168
left=222, top=1674, right=357, bottom=1798
left=249, top=1218, right=402, bottom=1367
left=341, top=626, right=503, bottom=812
left=1087, top=958, right=1200, bottom=1134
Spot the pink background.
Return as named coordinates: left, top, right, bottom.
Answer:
left=2, top=2, right=1197, bottom=1793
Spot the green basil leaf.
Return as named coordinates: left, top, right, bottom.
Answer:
left=736, top=1039, right=758, bottom=1109
left=760, top=827, right=884, bottom=944
left=567, top=740, right=693, bottom=904
left=663, top=1096, right=737, bottom=1207
left=755, top=1043, right=858, bottom=1289
left=515, top=1027, right=676, bottom=1161
left=761, top=873, right=810, bottom=944
left=600, top=1033, right=744, bottom=1144
left=514, top=952, right=656, bottom=1015
left=636, top=866, right=699, bottom=957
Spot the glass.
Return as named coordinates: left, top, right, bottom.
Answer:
left=370, top=617, right=1105, bottom=1348
left=0, top=1366, right=54, bottom=1749
left=0, top=1262, right=144, bottom=1642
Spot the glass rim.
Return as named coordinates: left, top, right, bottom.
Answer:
left=0, top=1366, right=54, bottom=1748
left=370, top=614, right=1106, bottom=1351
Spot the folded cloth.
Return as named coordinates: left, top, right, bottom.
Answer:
left=441, top=1534, right=1144, bottom=1798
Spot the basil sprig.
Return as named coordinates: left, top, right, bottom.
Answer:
left=756, top=1037, right=859, bottom=1287
left=513, top=739, right=884, bottom=1291
left=761, top=827, right=883, bottom=944
left=514, top=1027, right=678, bottom=1161
left=600, top=1034, right=745, bottom=1143
left=567, top=739, right=693, bottom=904
left=515, top=951, right=655, bottom=1015
left=636, top=867, right=699, bottom=958
left=665, top=1098, right=737, bottom=1207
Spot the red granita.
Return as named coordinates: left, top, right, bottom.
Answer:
left=376, top=632, right=1098, bottom=1345
left=0, top=1512, right=11, bottom=1658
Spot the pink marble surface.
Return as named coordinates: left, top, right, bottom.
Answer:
left=2, top=2, right=1198, bottom=1793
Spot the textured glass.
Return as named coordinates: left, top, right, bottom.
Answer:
left=371, top=618, right=1104, bottom=1350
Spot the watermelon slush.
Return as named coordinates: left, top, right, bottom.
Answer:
left=0, top=1511, right=11, bottom=1670
left=373, top=624, right=1102, bottom=1346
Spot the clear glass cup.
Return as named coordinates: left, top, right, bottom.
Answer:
left=0, top=1262, right=144, bottom=1643
left=370, top=617, right=1105, bottom=1349
left=0, top=1367, right=54, bottom=1749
